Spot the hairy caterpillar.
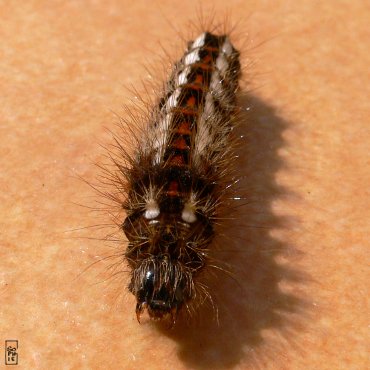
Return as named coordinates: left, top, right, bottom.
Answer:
left=108, top=30, right=241, bottom=325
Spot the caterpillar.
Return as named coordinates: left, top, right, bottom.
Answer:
left=111, top=30, right=241, bottom=325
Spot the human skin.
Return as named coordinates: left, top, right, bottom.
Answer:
left=0, top=0, right=369, bottom=369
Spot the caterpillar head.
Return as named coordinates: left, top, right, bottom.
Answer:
left=129, top=256, right=194, bottom=325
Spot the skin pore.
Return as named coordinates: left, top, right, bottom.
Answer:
left=0, top=0, right=368, bottom=369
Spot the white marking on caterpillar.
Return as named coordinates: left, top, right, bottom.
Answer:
left=191, top=32, right=206, bottom=48
left=216, top=54, right=229, bottom=74
left=181, top=203, right=197, bottom=223
left=221, top=37, right=233, bottom=56
left=184, top=50, right=200, bottom=65
left=144, top=200, right=160, bottom=220
left=152, top=114, right=171, bottom=164
left=177, top=66, right=191, bottom=86
left=165, top=88, right=181, bottom=110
